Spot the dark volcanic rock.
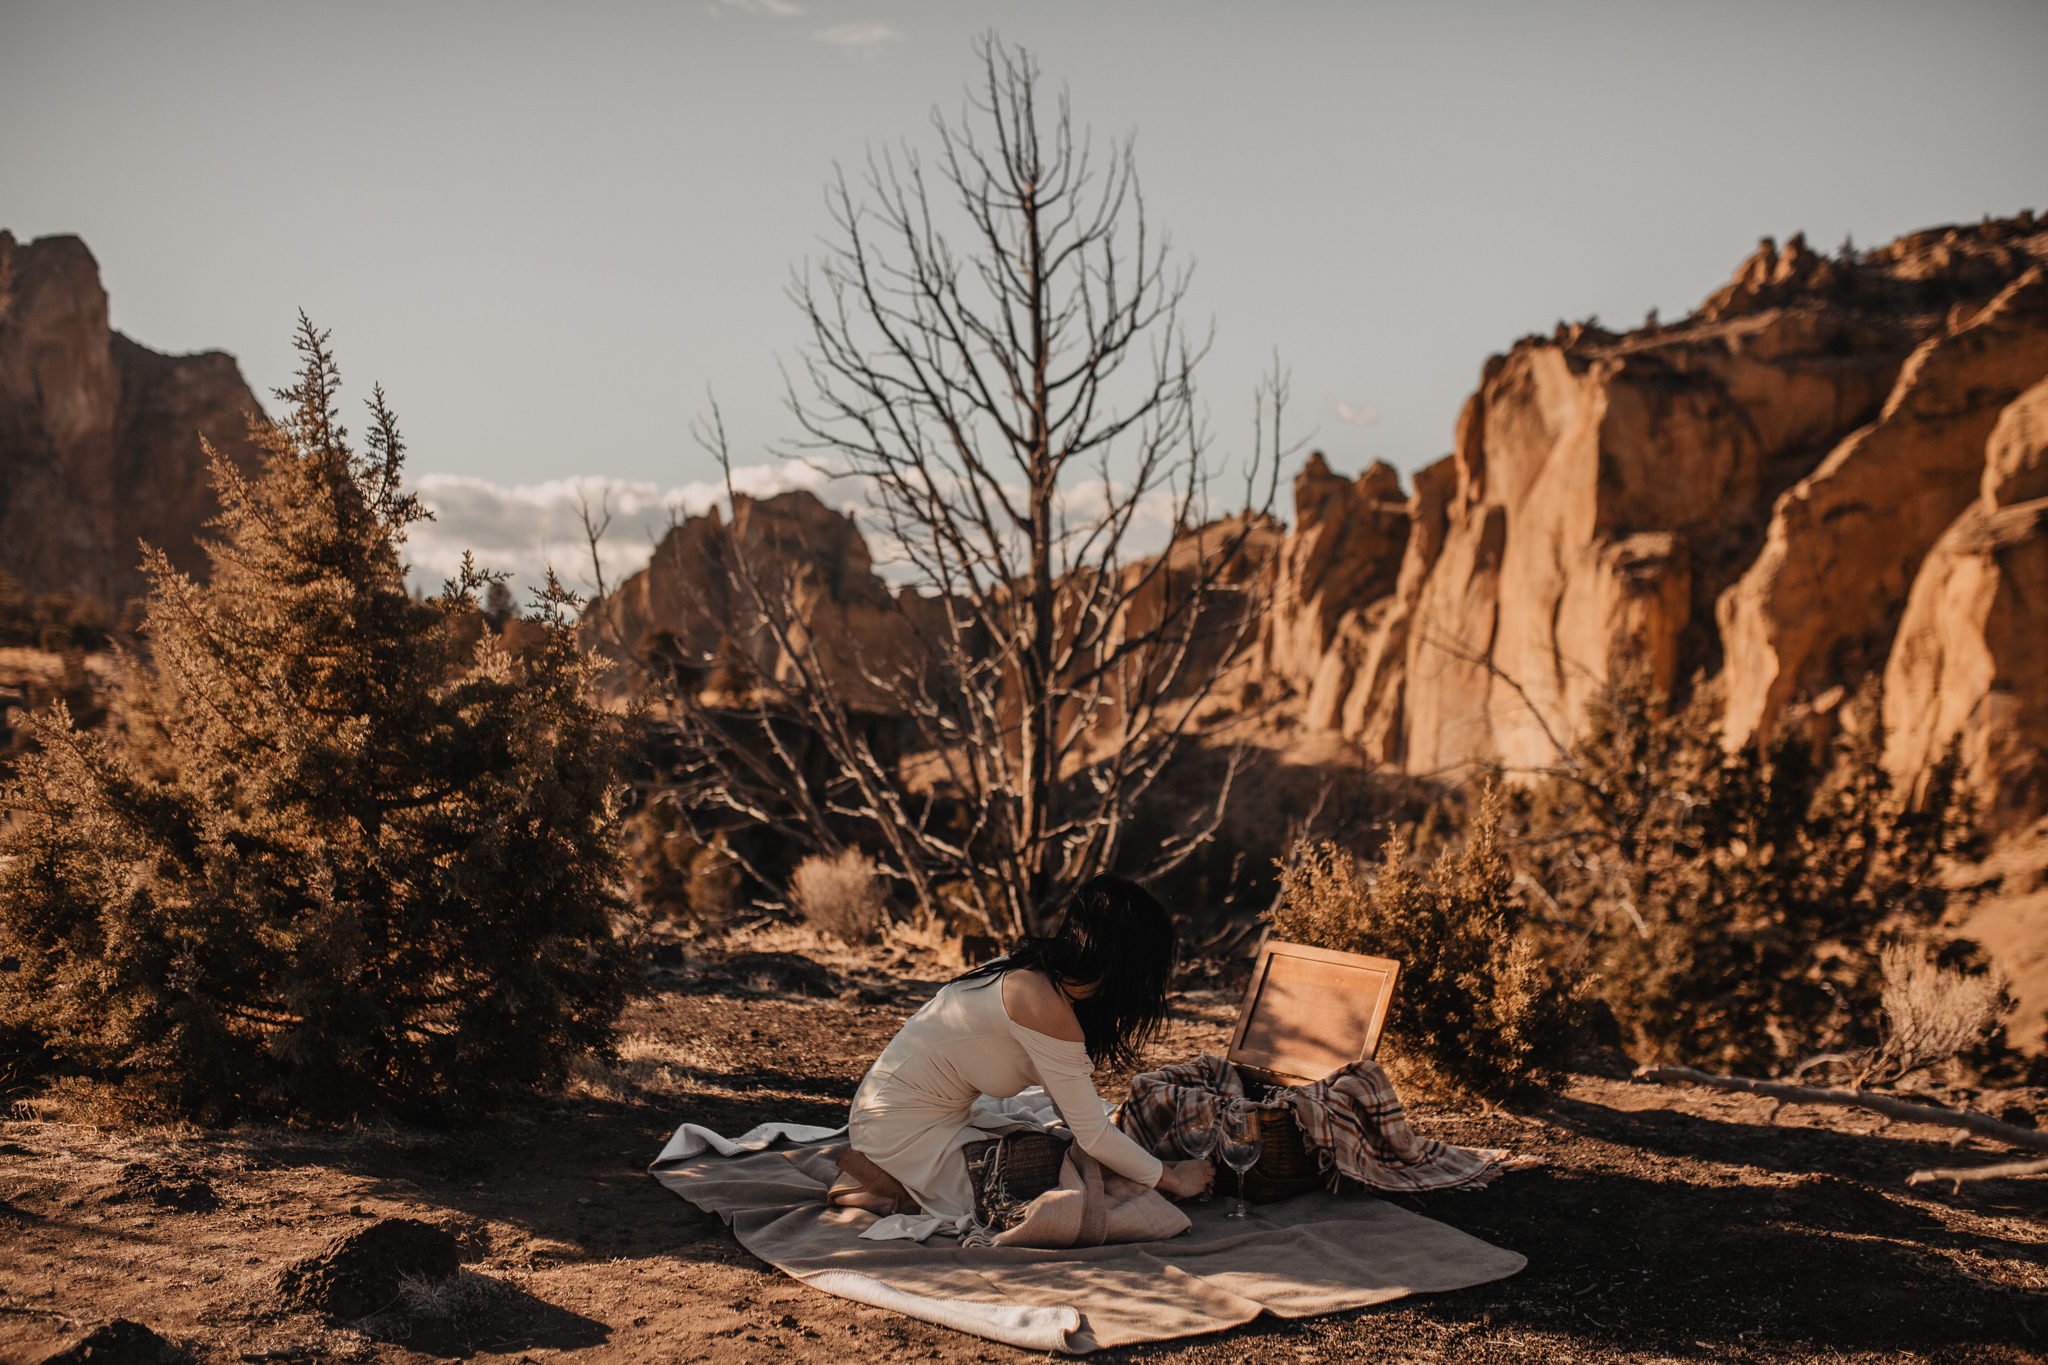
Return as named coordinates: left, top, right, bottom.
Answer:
left=40, top=1320, right=179, bottom=1365
left=718, top=950, right=849, bottom=997
left=272, top=1217, right=460, bottom=1322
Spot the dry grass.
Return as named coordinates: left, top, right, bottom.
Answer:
left=1875, top=942, right=2007, bottom=1080
left=787, top=848, right=889, bottom=945
left=392, top=1268, right=506, bottom=1321
left=562, top=1032, right=734, bottom=1101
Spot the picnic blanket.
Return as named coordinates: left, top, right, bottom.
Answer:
left=649, top=1113, right=1527, bottom=1352
left=1119, top=1053, right=1513, bottom=1193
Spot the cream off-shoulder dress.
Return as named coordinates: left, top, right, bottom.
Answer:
left=849, top=970, right=1165, bottom=1221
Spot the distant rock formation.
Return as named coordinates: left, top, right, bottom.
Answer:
left=1252, top=214, right=2048, bottom=830
left=0, top=231, right=264, bottom=609
left=580, top=490, right=1280, bottom=724
left=578, top=489, right=937, bottom=713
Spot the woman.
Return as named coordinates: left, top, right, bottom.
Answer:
left=830, top=875, right=1214, bottom=1221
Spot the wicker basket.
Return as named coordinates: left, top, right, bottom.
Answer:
left=963, top=1130, right=1072, bottom=1227
left=1218, top=943, right=1403, bottom=1204
left=1231, top=1103, right=1320, bottom=1203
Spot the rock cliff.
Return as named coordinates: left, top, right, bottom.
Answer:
left=594, top=215, right=2048, bottom=835
left=0, top=231, right=265, bottom=609
left=581, top=491, right=1281, bottom=726
left=1881, top=373, right=2048, bottom=832
left=1252, top=214, right=2048, bottom=831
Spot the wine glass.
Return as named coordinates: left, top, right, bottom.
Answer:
left=1180, top=1104, right=1221, bottom=1202
left=1218, top=1101, right=1261, bottom=1220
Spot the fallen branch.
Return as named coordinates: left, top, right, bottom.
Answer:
left=1632, top=1065, right=2048, bottom=1152
left=1907, top=1156, right=2048, bottom=1189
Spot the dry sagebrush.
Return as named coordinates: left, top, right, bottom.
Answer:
left=1266, top=790, right=1588, bottom=1107
left=1865, top=942, right=2009, bottom=1084
left=789, top=848, right=891, bottom=945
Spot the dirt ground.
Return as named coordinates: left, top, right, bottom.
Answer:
left=6, top=938, right=2047, bottom=1365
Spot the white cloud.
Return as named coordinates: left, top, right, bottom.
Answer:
left=812, top=21, right=905, bottom=51
left=402, top=461, right=850, bottom=606
left=708, top=0, right=804, bottom=15
left=402, top=461, right=1203, bottom=613
left=1334, top=401, right=1379, bottom=427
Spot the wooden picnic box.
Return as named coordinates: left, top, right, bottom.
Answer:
left=1221, top=939, right=1401, bottom=1203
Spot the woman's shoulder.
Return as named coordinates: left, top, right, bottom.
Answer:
left=1000, top=968, right=1085, bottom=1043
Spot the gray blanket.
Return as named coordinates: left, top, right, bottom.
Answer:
left=649, top=1120, right=1526, bottom=1352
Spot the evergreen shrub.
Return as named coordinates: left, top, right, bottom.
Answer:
left=1513, top=671, right=1989, bottom=1076
left=0, top=320, right=631, bottom=1123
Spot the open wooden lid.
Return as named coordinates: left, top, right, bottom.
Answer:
left=1225, top=939, right=1401, bottom=1085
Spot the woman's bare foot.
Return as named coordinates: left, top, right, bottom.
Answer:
left=828, top=1148, right=919, bottom=1216
left=826, top=1176, right=901, bottom=1215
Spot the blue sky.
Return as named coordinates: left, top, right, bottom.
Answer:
left=3, top=0, right=2042, bottom=592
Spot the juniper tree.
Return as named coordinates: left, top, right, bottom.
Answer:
left=1509, top=671, right=1981, bottom=1075
left=0, top=319, right=630, bottom=1123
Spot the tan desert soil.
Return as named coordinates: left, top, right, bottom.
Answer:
left=5, top=952, right=2047, bottom=1365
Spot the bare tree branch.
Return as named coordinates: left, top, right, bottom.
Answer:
left=1907, top=1156, right=2048, bottom=1189
left=577, top=485, right=615, bottom=602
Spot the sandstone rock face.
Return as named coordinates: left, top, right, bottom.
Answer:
left=1337, top=453, right=1453, bottom=760
left=1984, top=372, right=2048, bottom=508
left=1881, top=378, right=2048, bottom=830
left=1258, top=454, right=1408, bottom=680
left=1719, top=266, right=2048, bottom=746
left=1381, top=286, right=1917, bottom=773
left=1241, top=215, right=2048, bottom=810
left=1882, top=495, right=2048, bottom=832
left=1252, top=454, right=1410, bottom=730
left=0, top=231, right=265, bottom=608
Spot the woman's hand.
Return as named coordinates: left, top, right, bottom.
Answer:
left=1154, top=1158, right=1213, bottom=1199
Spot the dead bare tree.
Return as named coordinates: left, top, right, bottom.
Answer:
left=636, top=37, right=1284, bottom=939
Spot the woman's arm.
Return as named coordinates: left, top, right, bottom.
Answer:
left=1007, top=1024, right=1169, bottom=1186
left=1001, top=971, right=1170, bottom=1187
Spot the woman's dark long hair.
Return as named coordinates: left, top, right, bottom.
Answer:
left=956, top=874, right=1176, bottom=1071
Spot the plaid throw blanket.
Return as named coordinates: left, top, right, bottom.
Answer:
left=1116, top=1053, right=1512, bottom=1194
